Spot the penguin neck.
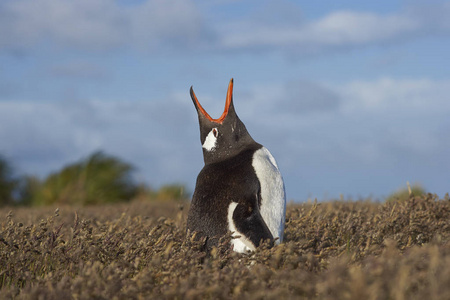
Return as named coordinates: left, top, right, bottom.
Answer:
left=202, top=139, right=261, bottom=165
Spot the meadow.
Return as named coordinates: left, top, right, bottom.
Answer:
left=0, top=194, right=449, bottom=299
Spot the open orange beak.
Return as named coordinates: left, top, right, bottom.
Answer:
left=191, top=78, right=233, bottom=124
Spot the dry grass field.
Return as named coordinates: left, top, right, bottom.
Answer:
left=1, top=194, right=449, bottom=299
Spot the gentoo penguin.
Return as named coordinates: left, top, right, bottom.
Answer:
left=187, top=79, right=286, bottom=253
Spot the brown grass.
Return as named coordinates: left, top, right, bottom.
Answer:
left=1, top=194, right=449, bottom=299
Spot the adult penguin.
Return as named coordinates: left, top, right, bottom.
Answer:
left=187, top=79, right=286, bottom=253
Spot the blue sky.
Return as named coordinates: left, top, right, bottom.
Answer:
left=1, top=0, right=449, bottom=201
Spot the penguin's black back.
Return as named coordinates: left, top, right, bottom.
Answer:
left=187, top=144, right=266, bottom=248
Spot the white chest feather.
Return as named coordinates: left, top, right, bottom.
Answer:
left=252, top=147, right=286, bottom=243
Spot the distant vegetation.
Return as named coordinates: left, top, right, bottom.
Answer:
left=0, top=152, right=189, bottom=207
left=385, top=183, right=426, bottom=202
left=0, top=156, right=17, bottom=206
left=135, top=183, right=190, bottom=202
left=31, top=152, right=137, bottom=206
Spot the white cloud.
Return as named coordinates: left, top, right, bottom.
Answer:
left=232, top=80, right=340, bottom=134
left=219, top=3, right=450, bottom=55
left=0, top=0, right=127, bottom=50
left=0, top=0, right=210, bottom=52
left=128, top=0, right=213, bottom=50
left=50, top=60, right=109, bottom=80
left=306, top=12, right=417, bottom=45
left=327, top=77, right=450, bottom=162
left=336, top=77, right=450, bottom=114
left=1, top=1, right=449, bottom=55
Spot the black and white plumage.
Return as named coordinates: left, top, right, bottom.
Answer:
left=187, top=79, right=286, bottom=253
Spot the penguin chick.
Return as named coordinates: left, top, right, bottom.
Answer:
left=187, top=79, right=286, bottom=253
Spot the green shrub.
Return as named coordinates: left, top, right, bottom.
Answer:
left=0, top=156, right=17, bottom=206
left=16, top=175, right=42, bottom=206
left=32, top=152, right=137, bottom=206
left=385, top=183, right=425, bottom=202
left=135, top=183, right=190, bottom=202
left=155, top=184, right=189, bottom=201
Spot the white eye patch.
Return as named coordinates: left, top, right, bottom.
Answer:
left=202, top=128, right=218, bottom=151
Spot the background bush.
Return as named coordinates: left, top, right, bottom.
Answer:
left=385, top=183, right=425, bottom=202
left=31, top=152, right=138, bottom=206
left=0, top=156, right=17, bottom=207
left=0, top=152, right=190, bottom=206
left=135, top=183, right=190, bottom=202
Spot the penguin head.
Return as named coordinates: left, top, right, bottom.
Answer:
left=190, top=79, right=256, bottom=164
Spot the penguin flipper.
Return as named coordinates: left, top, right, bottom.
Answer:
left=229, top=201, right=274, bottom=251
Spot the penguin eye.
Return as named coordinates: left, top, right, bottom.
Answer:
left=212, top=128, right=218, bottom=138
